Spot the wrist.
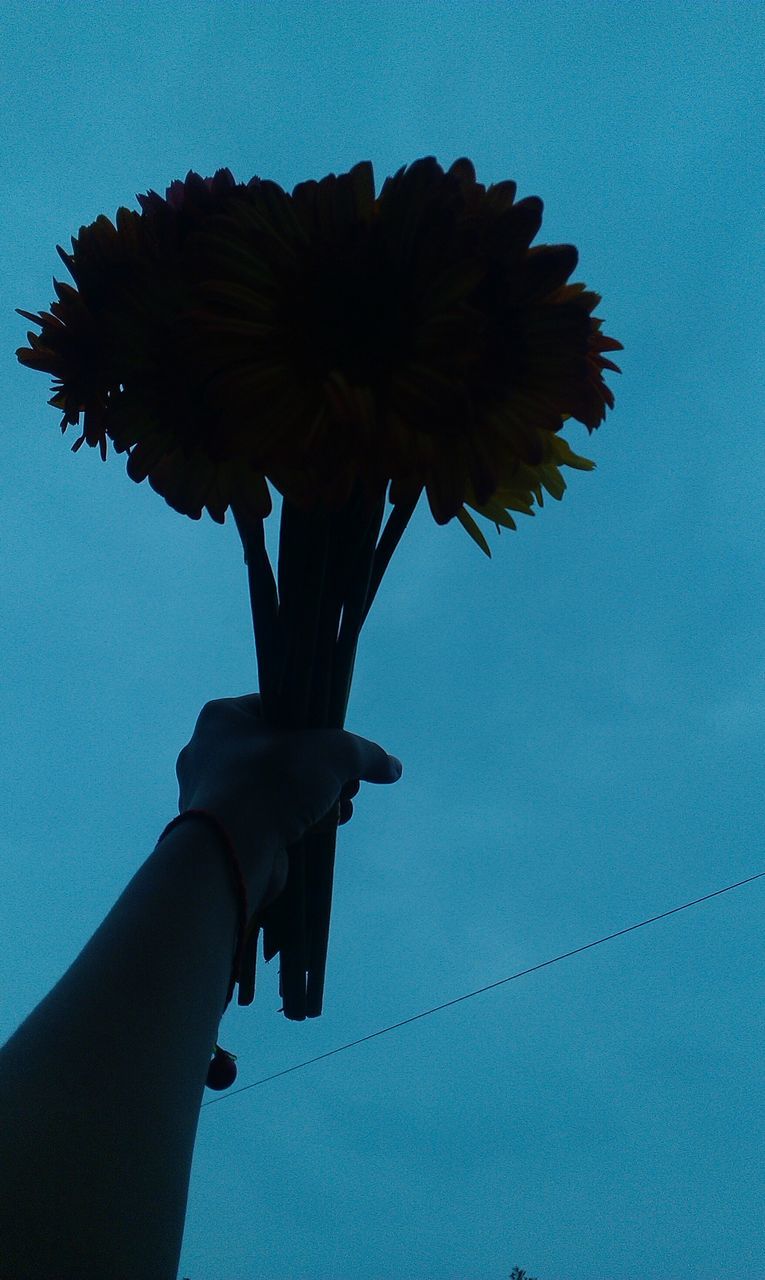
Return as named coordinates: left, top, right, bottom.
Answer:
left=158, top=811, right=249, bottom=1005
left=176, top=805, right=282, bottom=908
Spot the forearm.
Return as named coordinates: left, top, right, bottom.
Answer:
left=0, top=819, right=244, bottom=1280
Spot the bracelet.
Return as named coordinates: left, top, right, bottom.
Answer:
left=157, top=809, right=249, bottom=1010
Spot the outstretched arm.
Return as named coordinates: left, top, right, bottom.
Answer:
left=0, top=694, right=402, bottom=1280
left=0, top=818, right=249, bottom=1280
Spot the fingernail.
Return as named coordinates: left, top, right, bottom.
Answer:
left=388, top=755, right=403, bottom=779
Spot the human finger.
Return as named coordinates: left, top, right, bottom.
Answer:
left=337, top=780, right=359, bottom=824
left=214, top=693, right=264, bottom=720
left=339, top=730, right=403, bottom=785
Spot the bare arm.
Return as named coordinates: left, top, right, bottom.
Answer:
left=0, top=694, right=402, bottom=1280
left=0, top=819, right=246, bottom=1280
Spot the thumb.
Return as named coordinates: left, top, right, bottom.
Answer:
left=340, top=729, right=403, bottom=785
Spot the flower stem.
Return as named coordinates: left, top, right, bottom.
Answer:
left=329, top=490, right=388, bottom=727
left=276, top=497, right=332, bottom=728
left=271, top=498, right=334, bottom=1016
left=232, top=505, right=283, bottom=1004
left=232, top=506, right=282, bottom=724
left=236, top=484, right=412, bottom=1019
left=301, top=488, right=387, bottom=1016
left=362, top=492, right=421, bottom=627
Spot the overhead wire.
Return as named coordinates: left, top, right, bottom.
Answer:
left=202, top=869, right=764, bottom=1109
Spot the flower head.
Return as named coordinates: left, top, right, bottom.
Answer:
left=17, top=158, right=621, bottom=547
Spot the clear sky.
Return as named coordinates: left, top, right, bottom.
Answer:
left=2, top=3, right=764, bottom=1278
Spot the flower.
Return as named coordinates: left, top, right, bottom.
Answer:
left=16, top=160, right=623, bottom=1021
left=18, top=170, right=272, bottom=525
left=17, top=158, right=620, bottom=553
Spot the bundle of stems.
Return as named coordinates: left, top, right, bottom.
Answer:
left=232, top=483, right=418, bottom=1019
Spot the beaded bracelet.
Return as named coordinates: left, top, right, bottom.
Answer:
left=157, top=809, right=249, bottom=1010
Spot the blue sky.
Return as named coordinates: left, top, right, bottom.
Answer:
left=2, top=3, right=764, bottom=1278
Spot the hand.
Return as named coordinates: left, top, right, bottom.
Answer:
left=175, top=694, right=403, bottom=909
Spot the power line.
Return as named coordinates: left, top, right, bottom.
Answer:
left=202, top=869, right=764, bottom=1109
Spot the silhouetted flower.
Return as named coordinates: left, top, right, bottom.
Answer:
left=17, top=158, right=620, bottom=550
left=18, top=169, right=271, bottom=524
left=17, top=160, right=622, bottom=1020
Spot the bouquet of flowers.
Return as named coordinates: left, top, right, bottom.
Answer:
left=17, top=157, right=620, bottom=1020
